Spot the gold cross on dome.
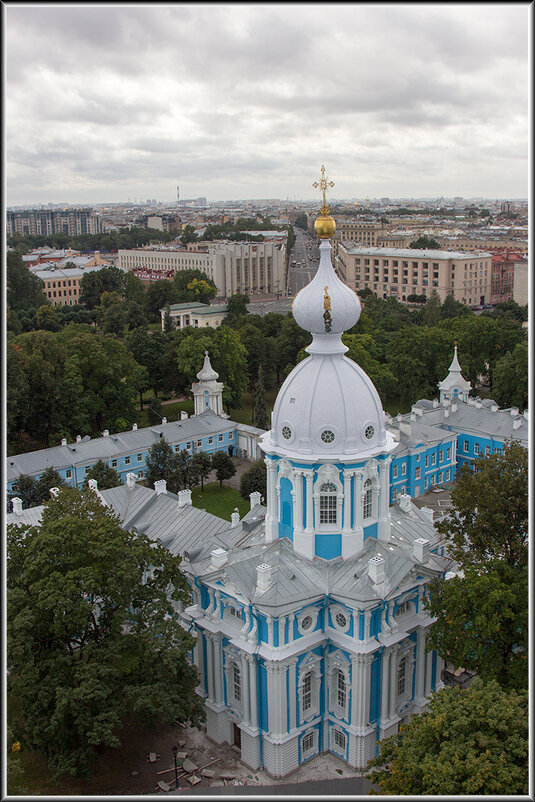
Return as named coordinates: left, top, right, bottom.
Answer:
left=313, top=165, right=334, bottom=214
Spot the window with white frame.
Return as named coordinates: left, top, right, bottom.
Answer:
left=431, top=453, right=436, bottom=465
left=395, top=600, right=411, bottom=617
left=425, top=455, right=429, bottom=467
left=446, top=448, right=451, bottom=460
left=463, top=441, right=469, bottom=453
left=397, top=657, right=406, bottom=696
left=415, top=467, right=421, bottom=479
left=302, top=672, right=312, bottom=712
left=401, top=463, right=407, bottom=476
left=218, top=434, right=224, bottom=442
left=485, top=445, right=490, bottom=455
left=392, top=487, right=398, bottom=500
left=439, top=472, right=443, bottom=483
left=334, top=729, right=346, bottom=750
left=319, top=482, right=337, bottom=524
left=336, top=670, right=346, bottom=708
left=125, top=456, right=130, bottom=465
left=137, top=453, right=142, bottom=461
left=232, top=663, right=241, bottom=702
left=66, top=469, right=72, bottom=479
left=446, top=470, right=450, bottom=481
left=302, top=731, right=314, bottom=754
left=208, top=437, right=213, bottom=444
left=392, top=464, right=398, bottom=479
left=112, top=460, right=118, bottom=468
left=363, top=479, right=373, bottom=519
left=138, top=470, right=144, bottom=478
left=474, top=442, right=480, bottom=455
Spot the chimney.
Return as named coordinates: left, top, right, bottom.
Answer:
left=432, top=399, right=439, bottom=408
left=180, top=410, right=188, bottom=420
left=154, top=479, right=167, bottom=495
left=178, top=489, right=192, bottom=507
left=513, top=417, right=522, bottom=430
left=76, top=434, right=82, bottom=443
left=510, top=407, right=519, bottom=417
left=249, top=491, right=261, bottom=509
left=399, top=493, right=412, bottom=513
left=11, top=497, right=23, bottom=516
left=451, top=401, right=458, bottom=413
left=61, top=438, right=67, bottom=446
left=231, top=507, right=240, bottom=528
left=413, top=537, right=430, bottom=563
left=49, top=487, right=60, bottom=498
left=399, top=420, right=411, bottom=436
left=444, top=408, right=450, bottom=418
left=523, top=410, right=528, bottom=420
left=210, top=547, right=228, bottom=570
left=88, top=479, right=98, bottom=492
left=368, top=555, right=386, bottom=584
left=132, top=423, right=138, bottom=430
left=490, top=403, right=498, bottom=412
left=102, top=429, right=109, bottom=437
left=256, top=563, right=273, bottom=592
left=126, top=473, right=136, bottom=489
left=475, top=400, right=482, bottom=409
left=419, top=506, right=434, bottom=525
left=162, top=417, right=167, bottom=424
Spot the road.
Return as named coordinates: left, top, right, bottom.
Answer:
left=287, top=226, right=320, bottom=295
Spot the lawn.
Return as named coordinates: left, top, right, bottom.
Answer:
left=191, top=482, right=249, bottom=520
left=228, top=388, right=278, bottom=426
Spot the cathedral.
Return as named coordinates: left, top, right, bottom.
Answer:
left=179, top=182, right=451, bottom=777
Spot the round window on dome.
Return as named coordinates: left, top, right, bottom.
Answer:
left=301, top=615, right=313, bottom=630
left=321, top=429, right=335, bottom=444
left=282, top=426, right=292, bottom=440
left=335, top=612, right=347, bottom=628
left=364, top=425, right=375, bottom=440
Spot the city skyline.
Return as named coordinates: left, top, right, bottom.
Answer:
left=5, top=4, right=530, bottom=206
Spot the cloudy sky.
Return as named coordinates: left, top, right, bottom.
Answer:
left=5, top=3, right=530, bottom=205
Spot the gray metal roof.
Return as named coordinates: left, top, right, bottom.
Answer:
left=386, top=415, right=456, bottom=456
left=413, top=399, right=528, bottom=444
left=6, top=410, right=239, bottom=483
left=343, top=246, right=492, bottom=260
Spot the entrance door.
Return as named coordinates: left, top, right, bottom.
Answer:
left=233, top=723, right=241, bottom=750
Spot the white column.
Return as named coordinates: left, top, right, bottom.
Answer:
left=267, top=614, right=274, bottom=648
left=305, top=471, right=314, bottom=533
left=363, top=609, right=372, bottom=643
left=213, top=635, right=223, bottom=704
left=293, top=470, right=304, bottom=534
left=288, top=612, right=296, bottom=644
left=414, top=629, right=426, bottom=703
left=206, top=634, right=215, bottom=703
left=378, top=458, right=391, bottom=541
left=265, top=459, right=278, bottom=542
left=424, top=648, right=434, bottom=696
left=388, top=645, right=401, bottom=719
left=241, top=653, right=250, bottom=725
left=288, top=659, right=297, bottom=730
left=247, top=655, right=259, bottom=729
left=352, top=654, right=373, bottom=730
left=342, top=469, right=353, bottom=533
left=196, top=630, right=206, bottom=695
left=266, top=662, right=286, bottom=736
left=380, top=649, right=391, bottom=723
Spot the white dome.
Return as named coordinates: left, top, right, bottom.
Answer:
left=266, top=350, right=389, bottom=459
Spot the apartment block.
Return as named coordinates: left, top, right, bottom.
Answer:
left=335, top=245, right=492, bottom=305
left=7, top=208, right=102, bottom=237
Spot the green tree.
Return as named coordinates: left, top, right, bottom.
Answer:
left=7, top=488, right=203, bottom=779
left=144, top=279, right=178, bottom=322
left=224, top=292, right=249, bottom=326
left=173, top=269, right=217, bottom=304
left=211, top=450, right=236, bottom=487
left=9, top=474, right=41, bottom=510
left=252, top=365, right=269, bottom=429
left=36, top=304, right=62, bottom=332
left=294, top=213, right=308, bottom=230
left=145, top=438, right=182, bottom=493
left=366, top=679, right=528, bottom=795
left=491, top=341, right=528, bottom=409
left=421, top=290, right=442, bottom=326
left=239, top=459, right=266, bottom=501
left=186, top=277, right=217, bottom=304
left=426, top=443, right=528, bottom=690
left=163, top=307, right=175, bottom=333
left=180, top=224, right=198, bottom=245
left=189, top=451, right=212, bottom=491
left=409, top=235, right=440, bottom=249
left=7, top=250, right=48, bottom=310
left=7, top=725, right=26, bottom=795
left=83, top=460, right=123, bottom=490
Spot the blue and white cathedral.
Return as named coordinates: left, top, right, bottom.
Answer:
left=181, top=176, right=451, bottom=777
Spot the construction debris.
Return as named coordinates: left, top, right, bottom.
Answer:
left=182, top=758, right=198, bottom=774
left=156, top=780, right=170, bottom=792
left=188, top=775, right=202, bottom=786
left=148, top=752, right=160, bottom=763
left=201, top=768, right=215, bottom=778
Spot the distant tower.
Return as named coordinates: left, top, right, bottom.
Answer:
left=437, top=344, right=471, bottom=403
left=177, top=185, right=180, bottom=205
left=192, top=351, right=226, bottom=417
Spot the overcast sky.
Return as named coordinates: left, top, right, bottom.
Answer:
left=5, top=3, right=530, bottom=206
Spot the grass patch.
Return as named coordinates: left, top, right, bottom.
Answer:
left=228, top=388, right=278, bottom=426
left=191, top=482, right=249, bottom=520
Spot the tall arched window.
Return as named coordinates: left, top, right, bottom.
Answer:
left=232, top=663, right=241, bottom=702
left=337, top=669, right=346, bottom=708
left=319, top=482, right=337, bottom=524
left=363, top=478, right=373, bottom=519
left=302, top=671, right=312, bottom=711
left=397, top=657, right=406, bottom=696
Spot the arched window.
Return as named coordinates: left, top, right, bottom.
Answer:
left=363, top=478, right=373, bottom=519
left=319, top=482, right=337, bottom=524
left=232, top=663, right=241, bottom=702
left=337, top=670, right=346, bottom=708
left=397, top=657, right=406, bottom=696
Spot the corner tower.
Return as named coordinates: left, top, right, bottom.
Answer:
left=437, top=344, right=471, bottom=403
left=192, top=350, right=225, bottom=417
left=259, top=167, right=396, bottom=561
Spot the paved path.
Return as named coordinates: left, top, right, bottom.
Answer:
left=170, top=775, right=374, bottom=795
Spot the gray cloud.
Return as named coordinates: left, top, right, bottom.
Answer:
left=5, top=3, right=529, bottom=204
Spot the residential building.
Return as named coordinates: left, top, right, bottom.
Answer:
left=118, top=239, right=287, bottom=298
left=32, top=263, right=121, bottom=306
left=161, top=302, right=228, bottom=331
left=335, top=245, right=492, bottom=305
left=490, top=249, right=523, bottom=304
left=512, top=260, right=528, bottom=307
left=7, top=207, right=102, bottom=237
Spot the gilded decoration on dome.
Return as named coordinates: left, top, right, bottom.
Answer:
left=323, top=285, right=332, bottom=332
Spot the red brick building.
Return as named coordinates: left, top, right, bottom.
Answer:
left=489, top=248, right=523, bottom=304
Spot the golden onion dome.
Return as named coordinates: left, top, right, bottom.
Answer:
left=314, top=213, right=336, bottom=239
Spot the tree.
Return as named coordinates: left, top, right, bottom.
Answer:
left=239, top=459, right=266, bottom=500
left=172, top=269, right=217, bottom=304
left=36, top=305, right=62, bottom=332
left=83, top=460, right=123, bottom=490
left=144, top=439, right=182, bottom=493
left=421, top=290, right=442, bottom=326
left=294, top=213, right=308, bottom=230
left=366, top=679, right=528, bottom=795
left=252, top=365, right=269, bottom=429
left=7, top=488, right=204, bottom=779
left=180, top=224, right=198, bottom=245
left=492, top=341, right=528, bottom=410
left=409, top=235, right=440, bottom=249
left=211, top=451, right=236, bottom=487
left=224, top=292, right=249, bottom=326
left=425, top=443, right=528, bottom=691
left=7, top=250, right=48, bottom=310
left=36, top=468, right=67, bottom=500
left=189, top=451, right=212, bottom=491
left=144, top=279, right=178, bottom=322
left=9, top=474, right=41, bottom=510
